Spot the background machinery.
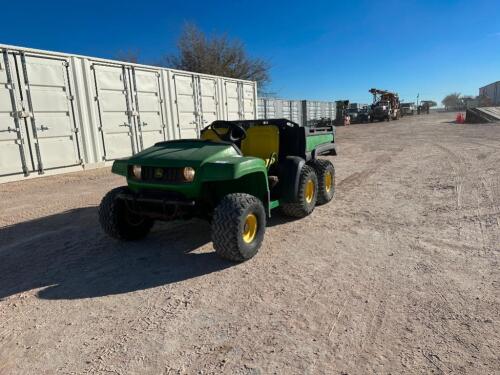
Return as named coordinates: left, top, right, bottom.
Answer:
left=369, top=88, right=401, bottom=122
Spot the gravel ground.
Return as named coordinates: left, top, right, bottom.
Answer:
left=0, top=112, right=499, bottom=374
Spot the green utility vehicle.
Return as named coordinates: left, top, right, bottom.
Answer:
left=99, top=119, right=336, bottom=261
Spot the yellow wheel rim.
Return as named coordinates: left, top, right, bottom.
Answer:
left=305, top=179, right=315, bottom=203
left=242, top=213, right=258, bottom=243
left=325, top=171, right=333, bottom=193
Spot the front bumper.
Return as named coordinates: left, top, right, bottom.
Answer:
left=118, top=190, right=196, bottom=220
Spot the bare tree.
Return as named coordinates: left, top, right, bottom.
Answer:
left=161, top=23, right=270, bottom=89
left=114, top=49, right=140, bottom=64
left=442, top=93, right=462, bottom=110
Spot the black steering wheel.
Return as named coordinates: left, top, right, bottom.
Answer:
left=210, top=122, right=247, bottom=143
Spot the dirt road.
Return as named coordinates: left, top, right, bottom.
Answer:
left=1, top=112, right=499, bottom=374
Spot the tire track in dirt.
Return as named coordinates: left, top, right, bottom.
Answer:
left=434, top=142, right=500, bottom=253
left=338, top=154, right=393, bottom=192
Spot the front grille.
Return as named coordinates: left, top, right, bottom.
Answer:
left=140, top=166, right=184, bottom=183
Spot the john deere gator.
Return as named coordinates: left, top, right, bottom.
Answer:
left=99, top=119, right=336, bottom=261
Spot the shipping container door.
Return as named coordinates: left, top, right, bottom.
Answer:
left=281, top=100, right=299, bottom=123
left=241, top=83, right=255, bottom=119
left=18, top=54, right=81, bottom=171
left=172, top=73, right=198, bottom=138
left=224, top=81, right=240, bottom=120
left=261, top=99, right=276, bottom=118
left=92, top=64, right=136, bottom=160
left=131, top=68, right=165, bottom=149
left=282, top=100, right=292, bottom=121
left=291, top=101, right=301, bottom=124
left=0, top=51, right=32, bottom=177
left=198, top=77, right=218, bottom=127
left=257, top=99, right=265, bottom=118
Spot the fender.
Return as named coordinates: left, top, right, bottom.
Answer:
left=279, top=156, right=305, bottom=202
left=312, top=143, right=337, bottom=158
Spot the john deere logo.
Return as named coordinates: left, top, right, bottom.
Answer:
left=154, top=168, right=164, bottom=178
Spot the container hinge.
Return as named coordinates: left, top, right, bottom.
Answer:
left=63, top=61, right=69, bottom=67
left=1, top=126, right=20, bottom=133
left=37, top=162, right=44, bottom=174
left=67, top=95, right=74, bottom=101
left=12, top=110, right=32, bottom=119
left=72, top=128, right=79, bottom=133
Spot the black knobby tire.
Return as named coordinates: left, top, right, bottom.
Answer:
left=212, top=193, right=266, bottom=262
left=98, top=186, right=154, bottom=241
left=310, top=159, right=335, bottom=205
left=281, top=165, right=318, bottom=218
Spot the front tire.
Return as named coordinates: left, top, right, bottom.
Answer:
left=281, top=165, right=318, bottom=218
left=98, top=187, right=154, bottom=241
left=212, top=193, right=266, bottom=262
left=310, top=159, right=335, bottom=205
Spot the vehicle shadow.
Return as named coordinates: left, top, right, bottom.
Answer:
left=0, top=207, right=234, bottom=300
left=0, top=206, right=296, bottom=301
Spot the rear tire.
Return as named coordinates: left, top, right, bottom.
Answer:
left=212, top=193, right=266, bottom=262
left=98, top=187, right=154, bottom=241
left=281, top=165, right=318, bottom=218
left=310, top=159, right=335, bottom=205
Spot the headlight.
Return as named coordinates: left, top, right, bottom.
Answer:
left=132, top=165, right=142, bottom=179
left=182, top=167, right=195, bottom=182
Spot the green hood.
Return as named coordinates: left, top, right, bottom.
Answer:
left=128, top=140, right=239, bottom=167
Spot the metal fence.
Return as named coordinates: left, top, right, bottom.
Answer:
left=257, top=98, right=336, bottom=126
left=0, top=44, right=257, bottom=183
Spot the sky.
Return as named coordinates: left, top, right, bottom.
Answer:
left=1, top=0, right=499, bottom=105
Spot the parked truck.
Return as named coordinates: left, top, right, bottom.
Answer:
left=369, top=88, right=401, bottom=122
left=400, top=102, right=416, bottom=116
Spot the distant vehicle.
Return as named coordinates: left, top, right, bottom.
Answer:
left=369, top=88, right=401, bottom=122
left=400, top=102, right=416, bottom=116
left=418, top=101, right=433, bottom=114
left=335, top=100, right=350, bottom=125
left=357, top=108, right=371, bottom=123
left=347, top=108, right=361, bottom=123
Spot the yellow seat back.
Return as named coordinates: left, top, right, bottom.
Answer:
left=241, top=126, right=279, bottom=166
left=200, top=128, right=228, bottom=141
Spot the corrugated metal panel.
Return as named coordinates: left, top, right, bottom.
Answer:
left=257, top=98, right=304, bottom=125
left=479, top=81, right=500, bottom=106
left=258, top=98, right=336, bottom=126
left=0, top=44, right=257, bottom=183
left=301, top=100, right=336, bottom=126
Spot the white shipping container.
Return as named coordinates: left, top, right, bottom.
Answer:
left=0, top=44, right=257, bottom=183
left=257, top=98, right=303, bottom=125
